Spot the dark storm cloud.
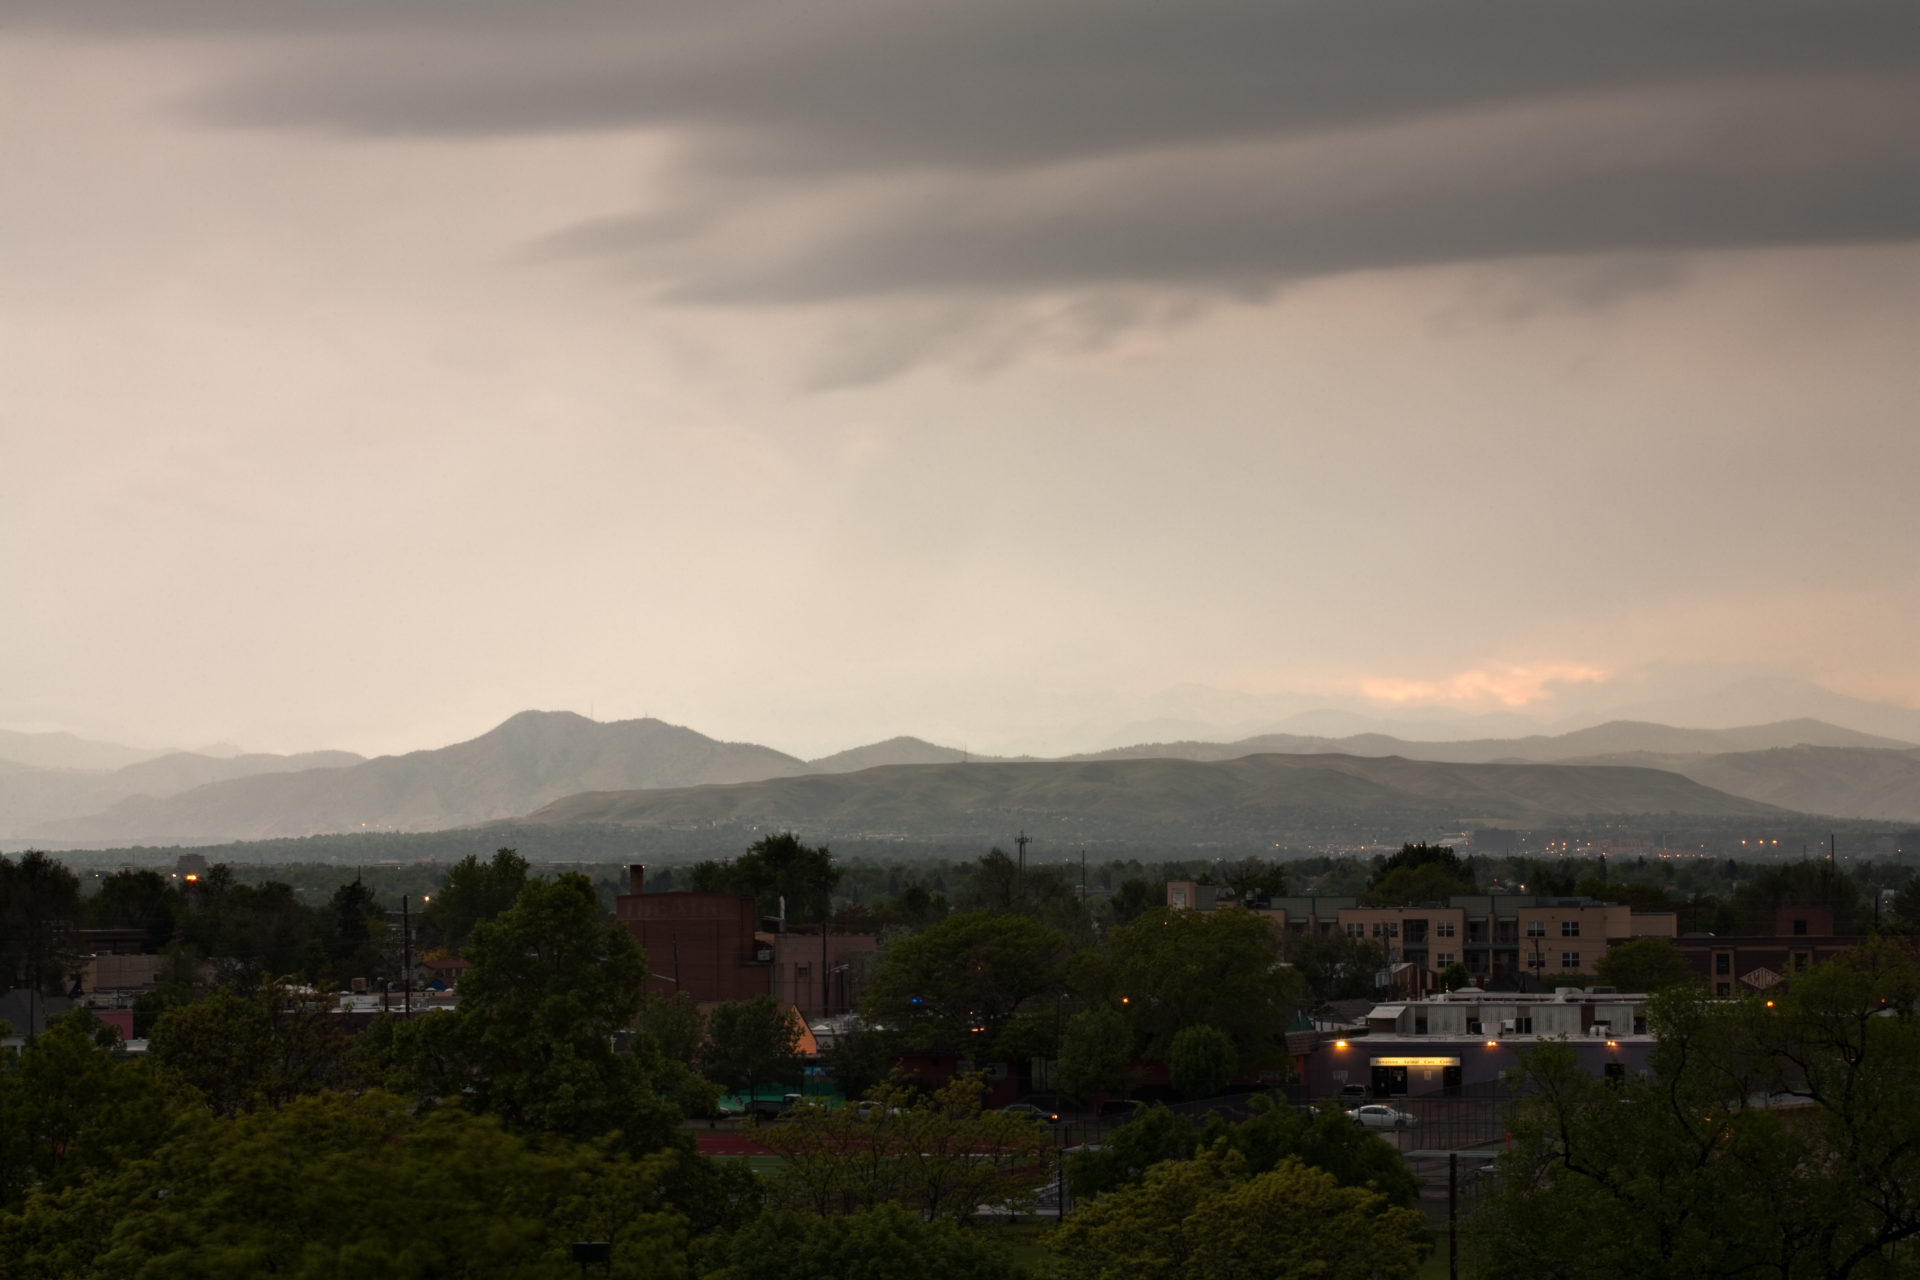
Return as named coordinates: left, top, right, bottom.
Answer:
left=17, top=1, right=1917, bottom=303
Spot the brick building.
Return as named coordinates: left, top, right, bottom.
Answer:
left=615, top=865, right=773, bottom=1002
left=1674, top=906, right=1866, bottom=997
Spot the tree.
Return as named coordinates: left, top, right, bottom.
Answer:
left=393, top=873, right=679, bottom=1154
left=634, top=989, right=704, bottom=1065
left=1469, top=937, right=1920, bottom=1279
left=1057, top=1006, right=1134, bottom=1103
left=822, top=1021, right=898, bottom=1101
left=1593, top=935, right=1696, bottom=993
left=1168, top=1024, right=1237, bottom=1099
left=1218, top=857, right=1288, bottom=902
left=1438, top=961, right=1472, bottom=992
left=83, top=869, right=179, bottom=947
left=424, top=847, right=529, bottom=949
left=1067, top=1102, right=1197, bottom=1198
left=691, top=832, right=841, bottom=924
left=955, top=848, right=1090, bottom=941
left=1074, top=908, right=1300, bottom=1065
left=147, top=985, right=362, bottom=1118
left=0, top=852, right=83, bottom=1012
left=700, top=995, right=802, bottom=1104
left=1362, top=842, right=1474, bottom=905
left=862, top=910, right=1065, bottom=1053
left=1207, top=1095, right=1420, bottom=1208
left=1105, top=877, right=1156, bottom=927
left=1045, top=1149, right=1427, bottom=1280
left=1067, top=1094, right=1420, bottom=1208
left=0, top=1090, right=691, bottom=1280
left=1283, top=928, right=1388, bottom=1002
left=702, top=1204, right=1017, bottom=1280
left=0, top=1007, right=172, bottom=1211
left=758, top=1074, right=1052, bottom=1222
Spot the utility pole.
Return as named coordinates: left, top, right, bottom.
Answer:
left=402, top=894, right=412, bottom=1018
left=1448, top=1151, right=1459, bottom=1280
left=1016, top=831, right=1031, bottom=877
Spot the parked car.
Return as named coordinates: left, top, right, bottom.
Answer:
left=999, top=1102, right=1061, bottom=1123
left=1346, top=1104, right=1417, bottom=1130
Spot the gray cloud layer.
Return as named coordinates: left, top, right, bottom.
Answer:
left=15, top=2, right=1917, bottom=306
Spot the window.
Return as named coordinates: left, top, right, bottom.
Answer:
left=1633, top=1016, right=1647, bottom=1035
left=1714, top=953, right=1731, bottom=976
left=1467, top=1018, right=1483, bottom=1035
left=1346, top=923, right=1364, bottom=937
left=796, top=964, right=811, bottom=979
left=1792, top=918, right=1808, bottom=936
left=1527, top=953, right=1545, bottom=969
left=1526, top=921, right=1546, bottom=937
left=1561, top=920, right=1581, bottom=937
left=1388, top=922, right=1400, bottom=938
left=1716, top=982, right=1731, bottom=997
left=1793, top=952, right=1810, bottom=971
left=1515, top=1015, right=1533, bottom=1034
left=1372, top=923, right=1385, bottom=938
left=1436, top=952, right=1455, bottom=966
left=1413, top=1010, right=1428, bottom=1034
left=1437, top=921, right=1456, bottom=938
left=1561, top=952, right=1580, bottom=970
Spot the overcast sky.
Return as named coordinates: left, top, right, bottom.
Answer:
left=3, top=2, right=1916, bottom=760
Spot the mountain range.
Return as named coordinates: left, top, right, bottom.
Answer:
left=8, top=711, right=1916, bottom=848
left=523, top=753, right=1782, bottom=844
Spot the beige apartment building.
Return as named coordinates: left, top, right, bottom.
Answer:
left=1166, top=884, right=1675, bottom=989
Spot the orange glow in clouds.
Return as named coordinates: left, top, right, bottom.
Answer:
left=1358, top=663, right=1609, bottom=708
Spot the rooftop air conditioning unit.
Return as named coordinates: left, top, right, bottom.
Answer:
left=1501, top=1019, right=1517, bottom=1034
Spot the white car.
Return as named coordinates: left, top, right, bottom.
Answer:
left=1346, top=1104, right=1417, bottom=1130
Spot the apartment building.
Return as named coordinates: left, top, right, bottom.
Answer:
left=1166, top=883, right=1676, bottom=988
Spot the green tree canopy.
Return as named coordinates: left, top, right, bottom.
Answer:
left=1057, top=1006, right=1134, bottom=1103
left=148, top=984, right=363, bottom=1118
left=0, top=851, right=83, bottom=1004
left=1592, top=935, right=1697, bottom=993
left=1283, top=928, right=1388, bottom=1003
left=862, top=910, right=1065, bottom=1053
left=424, top=847, right=529, bottom=949
left=700, top=994, right=802, bottom=1103
left=1470, top=937, right=1920, bottom=1280
left=758, top=1074, right=1052, bottom=1223
left=1104, top=877, right=1157, bottom=927
left=82, top=869, right=179, bottom=946
left=1168, top=1024, right=1237, bottom=1099
left=0, top=1008, right=172, bottom=1212
left=1362, top=843, right=1475, bottom=905
left=691, top=832, right=841, bottom=924
left=957, top=849, right=1091, bottom=940
left=0, top=1090, right=690, bottom=1280
left=1045, top=1149, right=1428, bottom=1280
left=394, top=873, right=679, bottom=1154
left=703, top=1204, right=1017, bottom=1280
left=1074, top=907, right=1300, bottom=1064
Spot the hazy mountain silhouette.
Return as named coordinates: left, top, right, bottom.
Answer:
left=24, top=711, right=809, bottom=844
left=0, top=729, right=175, bottom=773
left=524, top=752, right=1782, bottom=842
left=808, top=736, right=970, bottom=772
left=0, top=749, right=362, bottom=837
left=1073, top=718, right=1909, bottom=765
left=1562, top=745, right=1920, bottom=824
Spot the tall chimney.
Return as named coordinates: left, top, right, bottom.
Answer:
left=629, top=864, right=646, bottom=896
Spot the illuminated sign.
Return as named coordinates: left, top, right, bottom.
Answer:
left=1372, top=1056, right=1461, bottom=1068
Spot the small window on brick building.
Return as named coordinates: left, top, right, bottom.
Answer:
left=1562, top=920, right=1580, bottom=937
left=1793, top=918, right=1808, bottom=936
left=1715, top=954, right=1731, bottom=975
